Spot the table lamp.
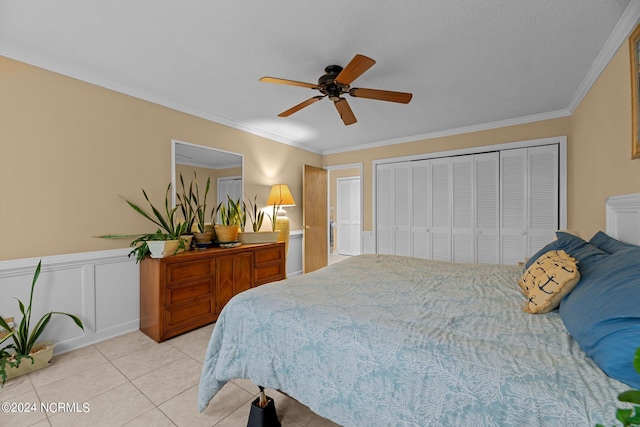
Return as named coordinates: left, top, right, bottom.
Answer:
left=266, top=184, right=295, bottom=255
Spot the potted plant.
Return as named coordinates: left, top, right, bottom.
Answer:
left=0, top=260, right=84, bottom=386
left=99, top=183, right=188, bottom=262
left=215, top=196, right=242, bottom=243
left=189, top=173, right=217, bottom=246
left=238, top=195, right=280, bottom=244
left=176, top=173, right=197, bottom=248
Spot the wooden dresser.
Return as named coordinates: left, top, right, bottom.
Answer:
left=139, top=242, right=285, bottom=342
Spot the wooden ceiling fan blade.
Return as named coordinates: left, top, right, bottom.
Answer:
left=278, top=96, right=325, bottom=117
left=334, top=98, right=357, bottom=125
left=350, top=88, right=413, bottom=104
left=259, top=76, right=318, bottom=89
left=335, top=54, right=376, bottom=85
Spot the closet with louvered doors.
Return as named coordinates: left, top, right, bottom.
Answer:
left=375, top=143, right=559, bottom=265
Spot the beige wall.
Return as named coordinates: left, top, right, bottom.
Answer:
left=2, top=38, right=638, bottom=261
left=0, top=57, right=321, bottom=260
left=569, top=44, right=640, bottom=238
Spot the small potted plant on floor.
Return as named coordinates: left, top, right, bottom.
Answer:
left=0, top=260, right=84, bottom=386
left=238, top=195, right=280, bottom=244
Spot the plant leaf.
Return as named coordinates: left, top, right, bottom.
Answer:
left=619, top=390, right=640, bottom=405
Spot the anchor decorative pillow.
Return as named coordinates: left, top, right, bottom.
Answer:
left=518, top=250, right=581, bottom=314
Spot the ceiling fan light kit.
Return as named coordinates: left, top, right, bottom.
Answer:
left=259, top=54, right=412, bottom=125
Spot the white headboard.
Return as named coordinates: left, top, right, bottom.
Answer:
left=606, top=193, right=640, bottom=246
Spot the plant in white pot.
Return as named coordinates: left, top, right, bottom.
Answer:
left=0, top=260, right=84, bottom=386
left=99, top=183, right=189, bottom=262
left=238, top=195, right=280, bottom=244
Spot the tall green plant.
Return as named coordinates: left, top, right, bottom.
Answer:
left=123, top=183, right=188, bottom=238
left=98, top=183, right=187, bottom=262
left=190, top=173, right=212, bottom=233
left=597, top=348, right=640, bottom=427
left=218, top=196, right=243, bottom=226
left=0, top=260, right=84, bottom=385
left=176, top=173, right=196, bottom=234
left=245, top=195, right=265, bottom=232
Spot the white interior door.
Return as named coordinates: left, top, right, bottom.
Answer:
left=337, top=177, right=361, bottom=256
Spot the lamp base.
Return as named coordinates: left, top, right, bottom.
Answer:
left=275, top=215, right=290, bottom=257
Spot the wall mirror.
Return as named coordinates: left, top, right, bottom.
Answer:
left=171, top=140, right=244, bottom=222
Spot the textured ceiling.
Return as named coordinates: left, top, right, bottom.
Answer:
left=0, top=1, right=638, bottom=154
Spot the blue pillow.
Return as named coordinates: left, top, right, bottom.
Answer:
left=526, top=232, right=608, bottom=272
left=553, top=232, right=609, bottom=276
left=560, top=249, right=640, bottom=388
left=589, top=231, right=640, bottom=254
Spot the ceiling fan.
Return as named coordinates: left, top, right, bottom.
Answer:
left=259, top=54, right=412, bottom=126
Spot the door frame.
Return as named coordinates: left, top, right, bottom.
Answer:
left=327, top=163, right=364, bottom=258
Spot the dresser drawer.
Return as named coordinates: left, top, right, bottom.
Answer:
left=255, top=245, right=284, bottom=266
left=164, top=297, right=215, bottom=331
left=255, top=263, right=284, bottom=286
left=165, top=279, right=214, bottom=306
left=165, top=259, right=213, bottom=284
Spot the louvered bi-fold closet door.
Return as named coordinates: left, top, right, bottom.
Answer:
left=500, top=145, right=559, bottom=264
left=452, top=156, right=474, bottom=263
left=411, top=160, right=431, bottom=259
left=500, top=148, right=528, bottom=264
left=475, top=152, right=500, bottom=264
left=376, top=164, right=394, bottom=254
left=393, top=163, right=412, bottom=256
left=527, top=145, right=559, bottom=255
left=430, top=158, right=452, bottom=261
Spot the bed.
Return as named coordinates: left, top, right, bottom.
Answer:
left=198, top=194, right=640, bottom=426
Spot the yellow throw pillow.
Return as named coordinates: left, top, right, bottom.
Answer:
left=518, top=250, right=580, bottom=314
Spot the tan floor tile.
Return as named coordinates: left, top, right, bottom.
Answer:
left=160, top=382, right=253, bottom=427
left=166, top=323, right=215, bottom=356
left=48, top=382, right=153, bottom=427
left=231, top=378, right=260, bottom=394
left=0, top=389, right=47, bottom=427
left=28, top=346, right=109, bottom=388
left=0, top=373, right=34, bottom=401
left=123, top=408, right=175, bottom=426
left=94, top=330, right=158, bottom=361
left=111, top=341, right=182, bottom=380
left=36, top=360, right=127, bottom=405
left=132, top=357, right=202, bottom=405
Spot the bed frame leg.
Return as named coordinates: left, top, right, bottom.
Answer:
left=247, top=386, right=281, bottom=427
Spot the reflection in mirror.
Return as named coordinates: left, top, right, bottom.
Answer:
left=171, top=140, right=244, bottom=224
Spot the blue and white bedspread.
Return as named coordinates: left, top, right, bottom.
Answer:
left=198, top=254, right=627, bottom=426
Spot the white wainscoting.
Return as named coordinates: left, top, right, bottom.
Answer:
left=0, top=233, right=305, bottom=355
left=0, top=248, right=139, bottom=355
left=287, top=231, right=304, bottom=276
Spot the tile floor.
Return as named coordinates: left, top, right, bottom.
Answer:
left=0, top=324, right=341, bottom=427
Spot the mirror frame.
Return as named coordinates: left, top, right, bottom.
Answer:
left=171, top=139, right=244, bottom=208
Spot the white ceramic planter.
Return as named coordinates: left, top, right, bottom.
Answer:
left=147, top=240, right=181, bottom=258
left=238, top=231, right=280, bottom=244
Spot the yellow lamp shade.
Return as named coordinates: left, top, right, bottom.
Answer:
left=267, top=184, right=295, bottom=207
